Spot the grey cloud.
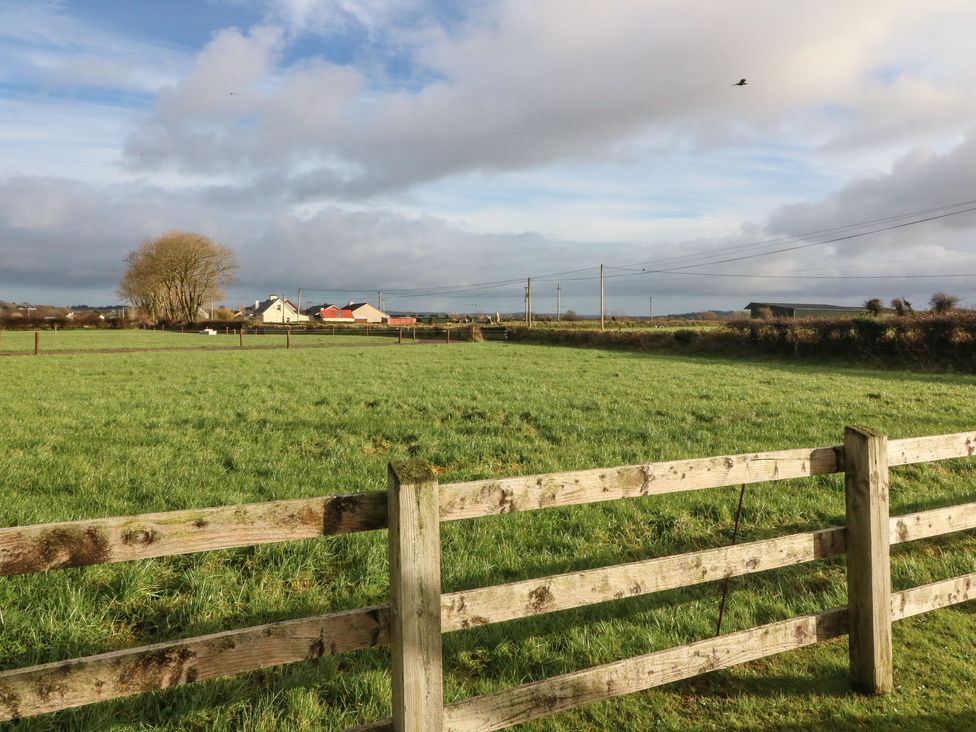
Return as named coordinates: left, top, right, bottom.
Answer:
left=6, top=128, right=976, bottom=312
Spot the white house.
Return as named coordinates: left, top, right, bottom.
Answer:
left=345, top=302, right=388, bottom=323
left=248, top=294, right=309, bottom=324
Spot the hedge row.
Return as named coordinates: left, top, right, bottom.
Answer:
left=724, top=314, right=976, bottom=364
left=507, top=314, right=976, bottom=371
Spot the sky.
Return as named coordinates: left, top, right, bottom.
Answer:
left=3, top=0, right=976, bottom=315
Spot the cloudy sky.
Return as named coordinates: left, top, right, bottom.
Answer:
left=3, top=0, right=976, bottom=315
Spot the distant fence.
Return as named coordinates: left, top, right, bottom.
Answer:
left=1, top=428, right=975, bottom=728
left=0, top=325, right=494, bottom=356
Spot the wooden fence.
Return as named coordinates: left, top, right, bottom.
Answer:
left=1, top=427, right=975, bottom=728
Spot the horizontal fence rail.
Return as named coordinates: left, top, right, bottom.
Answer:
left=0, top=430, right=974, bottom=726
left=3, top=432, right=972, bottom=579
left=2, top=500, right=975, bottom=721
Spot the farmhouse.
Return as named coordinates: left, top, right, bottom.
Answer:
left=315, top=305, right=356, bottom=322
left=345, top=302, right=388, bottom=323
left=245, top=294, right=309, bottom=324
left=745, top=302, right=869, bottom=319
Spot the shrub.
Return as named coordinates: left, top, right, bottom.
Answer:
left=673, top=329, right=698, bottom=345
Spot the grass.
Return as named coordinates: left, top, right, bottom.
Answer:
left=0, top=329, right=404, bottom=353
left=1, top=338, right=975, bottom=730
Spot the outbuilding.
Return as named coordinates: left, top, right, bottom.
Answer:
left=745, top=302, right=869, bottom=319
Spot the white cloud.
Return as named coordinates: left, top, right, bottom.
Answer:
left=5, top=1, right=976, bottom=313
left=123, top=0, right=976, bottom=202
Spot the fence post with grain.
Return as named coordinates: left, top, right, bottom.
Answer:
left=844, top=425, right=893, bottom=694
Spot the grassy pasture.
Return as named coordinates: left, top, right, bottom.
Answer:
left=0, top=329, right=398, bottom=354
left=1, top=339, right=975, bottom=730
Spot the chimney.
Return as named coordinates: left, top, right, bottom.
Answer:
left=254, top=299, right=259, bottom=308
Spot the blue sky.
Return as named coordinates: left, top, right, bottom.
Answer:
left=3, top=0, right=976, bottom=314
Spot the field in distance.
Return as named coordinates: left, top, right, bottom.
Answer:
left=0, top=328, right=406, bottom=353
left=1, top=338, right=975, bottom=730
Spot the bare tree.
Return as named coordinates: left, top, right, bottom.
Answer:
left=929, top=291, right=960, bottom=314
left=119, top=231, right=238, bottom=322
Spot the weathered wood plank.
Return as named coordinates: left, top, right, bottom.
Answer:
left=441, top=608, right=848, bottom=732
left=388, top=462, right=443, bottom=731
left=0, top=606, right=390, bottom=722
left=5, top=496, right=976, bottom=724
left=7, top=429, right=976, bottom=580
left=891, top=572, right=976, bottom=621
left=0, top=492, right=387, bottom=577
left=888, top=432, right=976, bottom=466
left=844, top=425, right=892, bottom=695
left=439, top=445, right=843, bottom=521
left=442, top=528, right=847, bottom=631
left=890, top=501, right=976, bottom=544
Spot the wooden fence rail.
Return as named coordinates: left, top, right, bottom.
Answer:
left=0, top=428, right=975, bottom=726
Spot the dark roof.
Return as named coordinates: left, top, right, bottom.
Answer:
left=345, top=302, right=372, bottom=310
left=745, top=302, right=867, bottom=311
left=254, top=296, right=297, bottom=314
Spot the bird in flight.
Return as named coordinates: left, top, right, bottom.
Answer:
left=733, top=78, right=747, bottom=86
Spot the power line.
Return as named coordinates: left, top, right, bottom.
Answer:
left=610, top=197, right=976, bottom=271
left=280, top=198, right=976, bottom=306
left=604, top=203, right=976, bottom=278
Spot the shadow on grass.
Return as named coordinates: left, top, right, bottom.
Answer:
left=763, top=712, right=976, bottom=732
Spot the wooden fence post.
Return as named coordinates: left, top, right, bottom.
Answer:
left=446, top=328, right=450, bottom=344
left=398, top=327, right=403, bottom=344
left=239, top=329, right=244, bottom=348
left=388, top=460, right=443, bottom=731
left=287, top=326, right=292, bottom=349
left=34, top=329, right=39, bottom=355
left=844, top=425, right=892, bottom=694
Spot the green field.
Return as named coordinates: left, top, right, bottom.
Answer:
left=0, top=329, right=400, bottom=354
left=1, top=339, right=975, bottom=730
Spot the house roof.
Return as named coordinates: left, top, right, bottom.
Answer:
left=745, top=302, right=867, bottom=311
left=254, top=296, right=298, bottom=314
left=345, top=302, right=389, bottom=316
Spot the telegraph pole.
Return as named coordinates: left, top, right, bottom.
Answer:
left=556, top=284, right=561, bottom=322
left=649, top=296, right=653, bottom=322
left=527, top=277, right=533, bottom=328
left=599, top=264, right=605, bottom=331
left=297, top=288, right=302, bottom=319
left=378, top=291, right=383, bottom=311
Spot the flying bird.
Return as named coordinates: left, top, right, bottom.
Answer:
left=733, top=78, right=747, bottom=86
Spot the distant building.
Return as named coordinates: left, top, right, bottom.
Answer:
left=745, top=302, right=870, bottom=319
left=245, top=294, right=309, bottom=323
left=316, top=305, right=356, bottom=322
left=345, top=302, right=388, bottom=323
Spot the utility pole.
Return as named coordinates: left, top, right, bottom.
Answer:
left=556, top=284, right=561, bottom=322
left=378, top=290, right=383, bottom=311
left=600, top=264, right=605, bottom=331
left=297, top=288, right=302, bottom=320
left=524, top=285, right=529, bottom=324
left=649, top=296, right=653, bottom=322
left=527, top=278, right=532, bottom=328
